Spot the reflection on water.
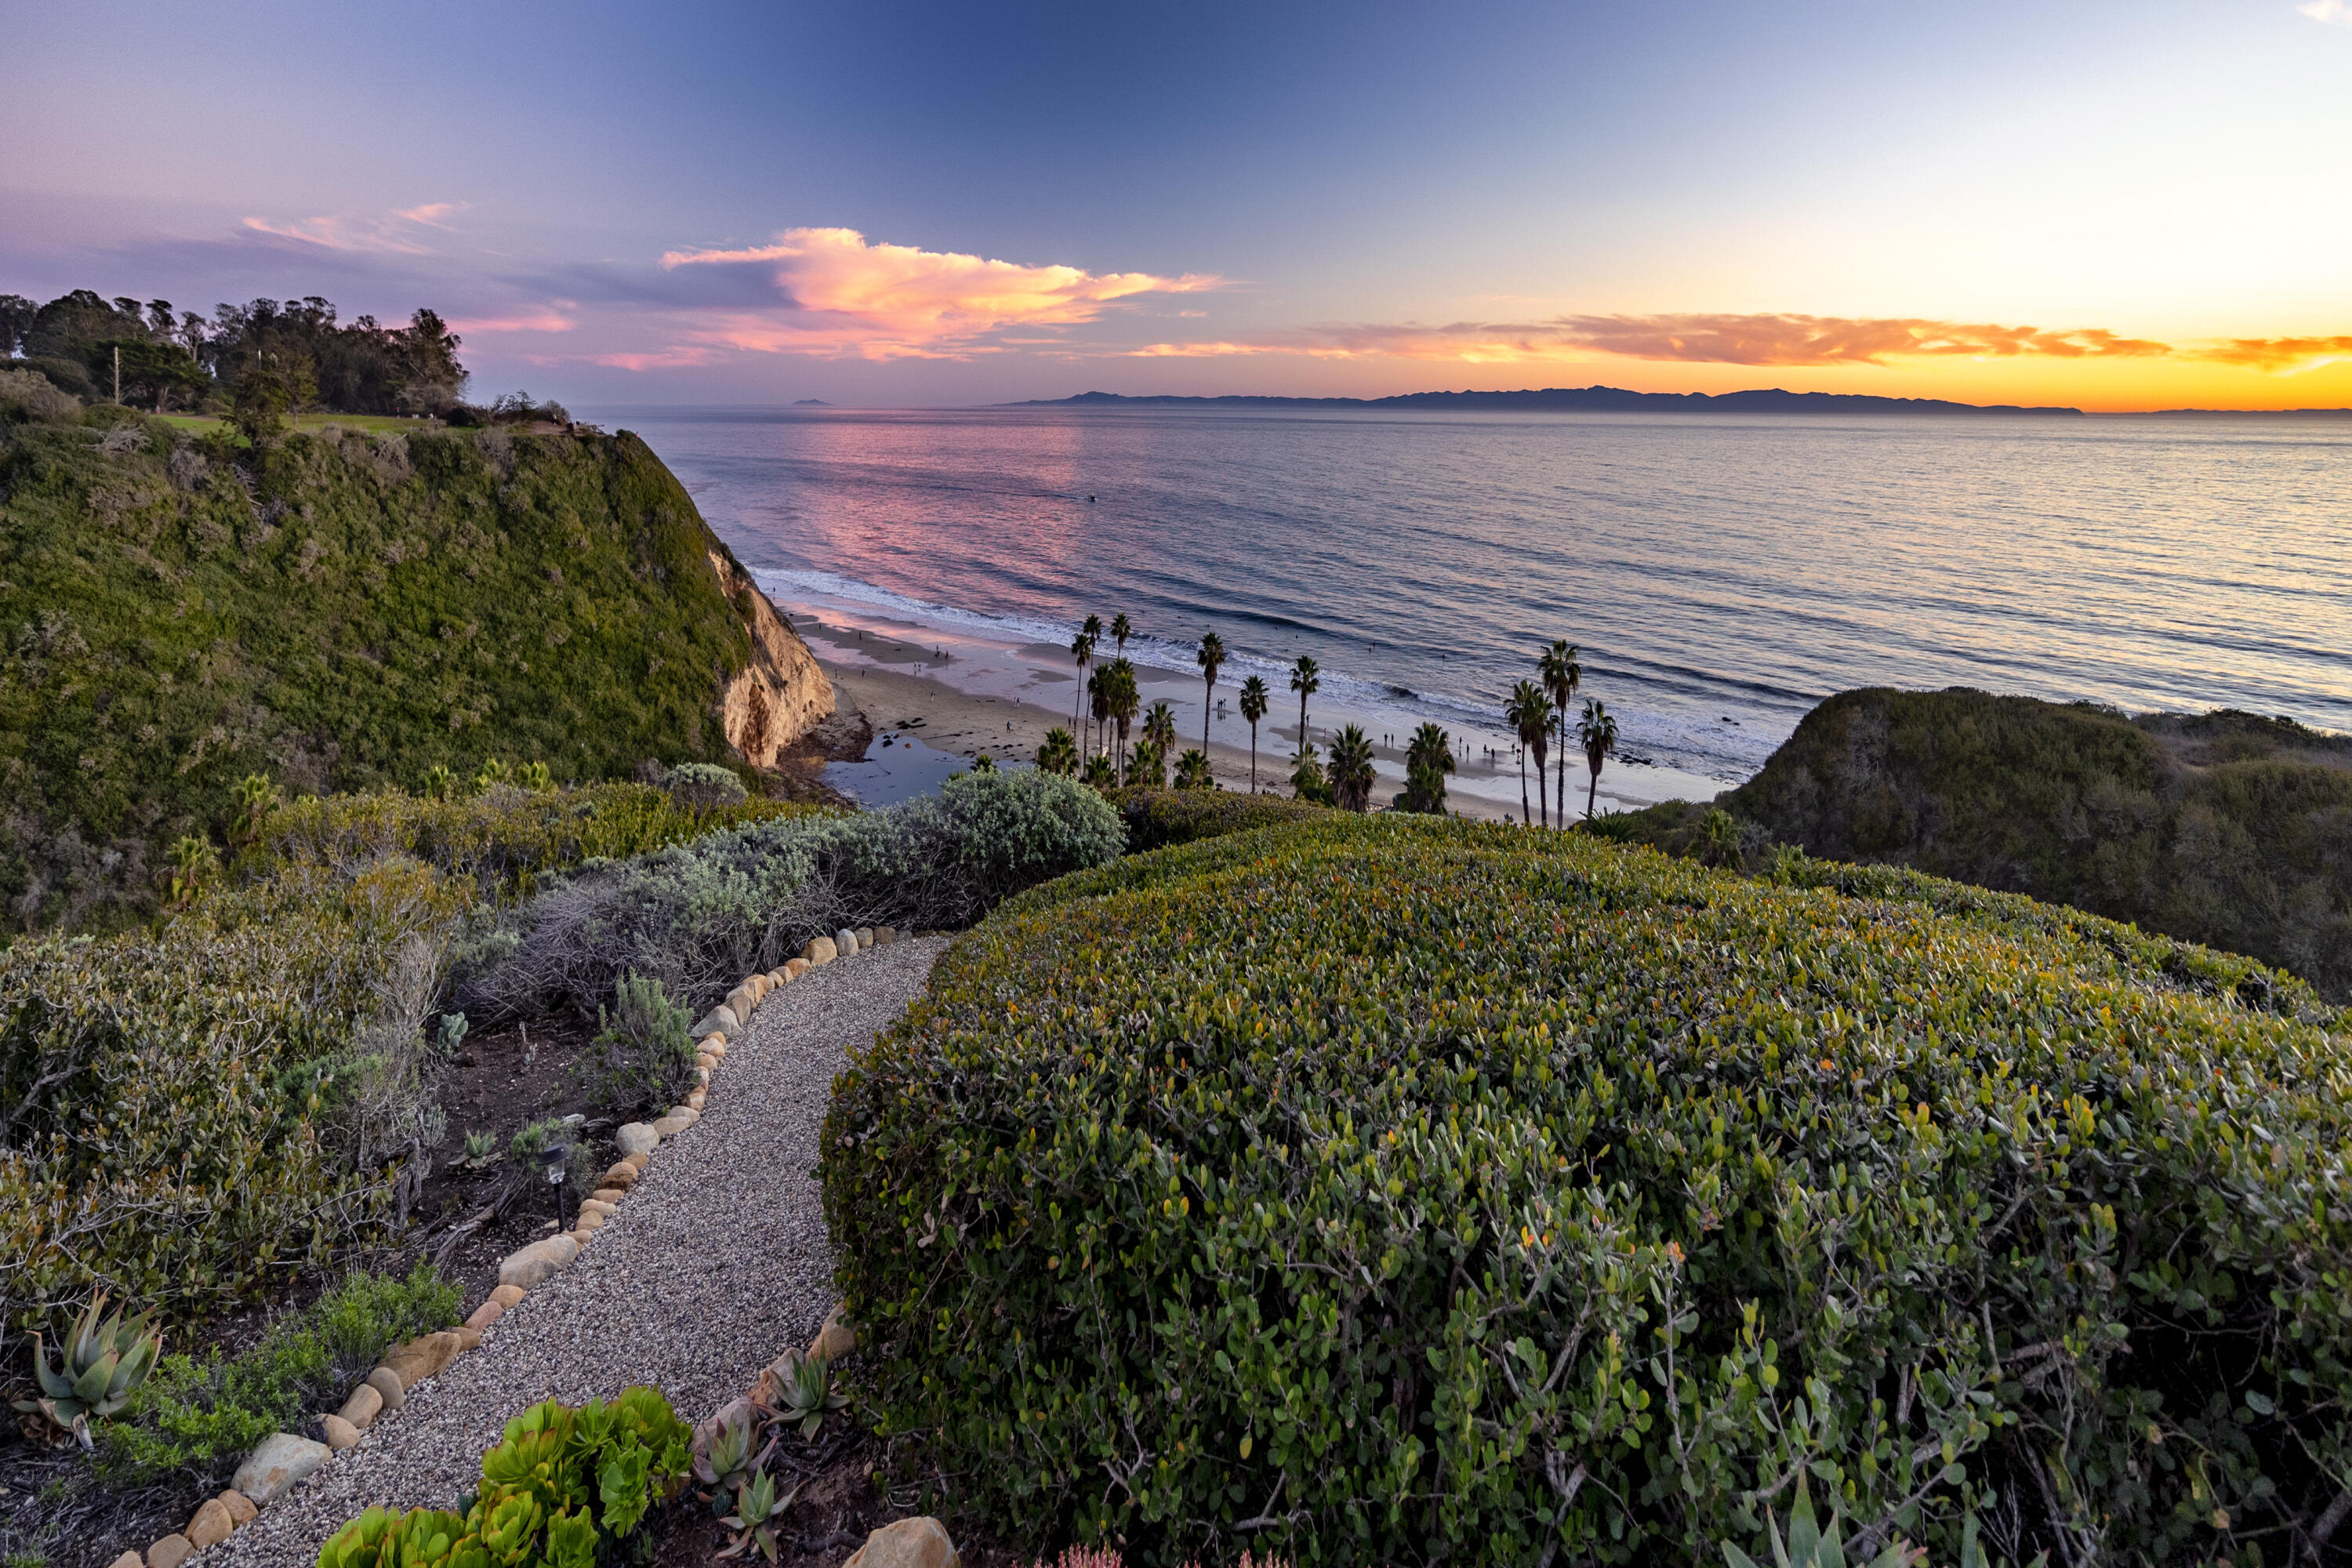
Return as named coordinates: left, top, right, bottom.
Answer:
left=594, top=405, right=2352, bottom=782
left=822, top=731, right=1026, bottom=806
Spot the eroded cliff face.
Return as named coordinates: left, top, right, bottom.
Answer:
left=707, top=547, right=834, bottom=767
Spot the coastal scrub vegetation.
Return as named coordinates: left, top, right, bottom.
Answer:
left=0, top=779, right=804, bottom=1364
left=824, top=812, right=2346, bottom=1566
left=0, top=387, right=789, bottom=935
left=1610, top=688, right=2352, bottom=1001
left=452, top=770, right=1123, bottom=1022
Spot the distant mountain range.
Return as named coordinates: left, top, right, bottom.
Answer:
left=1008, top=387, right=2352, bottom=417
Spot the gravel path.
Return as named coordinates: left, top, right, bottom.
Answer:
left=208, top=936, right=949, bottom=1568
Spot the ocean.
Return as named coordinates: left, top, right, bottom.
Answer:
left=587, top=405, right=2352, bottom=784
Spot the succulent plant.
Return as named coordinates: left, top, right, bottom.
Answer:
left=780, top=1353, right=849, bottom=1439
left=13, top=1292, right=164, bottom=1443
left=1722, top=1474, right=1918, bottom=1568
left=692, top=1401, right=773, bottom=1501
left=462, top=1130, right=499, bottom=1167
left=717, top=1469, right=798, bottom=1563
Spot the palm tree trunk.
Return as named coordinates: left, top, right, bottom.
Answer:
left=1298, top=696, right=1309, bottom=757
left=1519, top=755, right=1530, bottom=825
left=1585, top=760, right=1599, bottom=821
left=1555, top=709, right=1569, bottom=829
left=1249, top=724, right=1258, bottom=791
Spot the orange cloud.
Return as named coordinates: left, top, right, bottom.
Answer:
left=1119, top=313, right=2352, bottom=375
left=1134, top=313, right=2174, bottom=366
left=2190, top=334, right=2352, bottom=372
left=659, top=227, right=1220, bottom=359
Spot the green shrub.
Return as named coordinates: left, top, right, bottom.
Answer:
left=99, top=1262, right=458, bottom=1483
left=314, top=1388, right=691, bottom=1568
left=578, top=976, right=699, bottom=1119
left=456, top=770, right=1123, bottom=1020
left=1115, top=787, right=1327, bottom=854
left=823, top=814, right=2350, bottom=1566
left=662, top=762, right=750, bottom=811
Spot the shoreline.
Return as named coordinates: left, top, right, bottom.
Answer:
left=788, top=606, right=1725, bottom=820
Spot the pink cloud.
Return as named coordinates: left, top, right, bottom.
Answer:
left=240, top=202, right=465, bottom=256
left=657, top=227, right=1221, bottom=359
left=592, top=347, right=720, bottom=370
left=448, top=310, right=575, bottom=334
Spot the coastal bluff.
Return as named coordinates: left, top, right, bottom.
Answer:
left=0, top=406, right=830, bottom=932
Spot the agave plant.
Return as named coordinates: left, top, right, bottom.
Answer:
left=781, top=1353, right=850, bottom=1439
left=13, top=1293, right=164, bottom=1443
left=1722, top=1473, right=1918, bottom=1568
left=693, top=1401, right=775, bottom=1503
left=718, top=1468, right=800, bottom=1562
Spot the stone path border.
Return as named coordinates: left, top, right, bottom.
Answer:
left=134, top=925, right=915, bottom=1568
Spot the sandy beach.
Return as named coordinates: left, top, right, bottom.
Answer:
left=786, top=606, right=1726, bottom=821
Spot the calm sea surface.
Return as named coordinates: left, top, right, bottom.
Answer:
left=587, top=406, right=2352, bottom=782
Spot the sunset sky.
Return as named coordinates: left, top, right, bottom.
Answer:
left=7, top=0, right=2351, bottom=410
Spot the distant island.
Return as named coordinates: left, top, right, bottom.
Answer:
left=793, top=397, right=834, bottom=406
left=1009, top=386, right=2089, bottom=416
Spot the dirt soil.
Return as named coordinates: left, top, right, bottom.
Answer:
left=650, top=1429, right=1025, bottom=1568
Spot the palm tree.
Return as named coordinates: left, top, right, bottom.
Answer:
left=1577, top=698, right=1618, bottom=821
left=1081, top=752, right=1117, bottom=792
left=1174, top=748, right=1214, bottom=790
left=1196, top=632, right=1226, bottom=751
left=1538, top=641, right=1581, bottom=829
left=1079, top=615, right=1103, bottom=746
left=1288, top=742, right=1330, bottom=804
left=1088, top=668, right=1112, bottom=764
left=1103, top=659, right=1140, bottom=782
left=1400, top=723, right=1456, bottom=815
left=1504, top=679, right=1550, bottom=826
left=1328, top=724, right=1376, bottom=811
left=1143, top=699, right=1178, bottom=758
left=1036, top=727, right=1079, bottom=777
left=1128, top=736, right=1167, bottom=789
left=1239, top=676, right=1269, bottom=791
left=1111, top=612, right=1133, bottom=657
left=1069, top=630, right=1095, bottom=742
left=1289, top=655, right=1320, bottom=762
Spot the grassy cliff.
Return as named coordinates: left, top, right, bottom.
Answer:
left=1612, top=688, right=2352, bottom=1000
left=0, top=398, right=824, bottom=932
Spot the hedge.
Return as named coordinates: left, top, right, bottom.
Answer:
left=822, top=814, right=2352, bottom=1566
left=1114, top=787, right=1330, bottom=855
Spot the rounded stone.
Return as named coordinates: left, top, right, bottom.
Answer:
left=338, top=1381, right=384, bottom=1428
left=590, top=1186, right=626, bottom=1204
left=321, top=1414, right=361, bottom=1451
left=853, top=927, right=874, bottom=949
left=803, top=935, right=836, bottom=965
left=615, top=1123, right=659, bottom=1159
left=842, top=1516, right=960, bottom=1568
left=147, top=1536, right=194, bottom=1568
left=218, top=1490, right=258, bottom=1526
left=601, top=1162, right=639, bottom=1189
left=108, top=1552, right=143, bottom=1568
left=579, top=1197, right=617, bottom=1220
left=726, top=985, right=756, bottom=1020
left=488, top=1283, right=527, bottom=1308
left=234, top=1432, right=331, bottom=1503
left=784, top=957, right=811, bottom=980
left=686, top=1088, right=707, bottom=1111
left=365, top=1367, right=405, bottom=1409
left=498, top=1233, right=582, bottom=1290
left=463, top=1299, right=506, bottom=1332
left=185, top=1498, right=234, bottom=1550
left=833, top=927, right=858, bottom=956
left=810, top=1303, right=857, bottom=1363
left=874, top=927, right=898, bottom=946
